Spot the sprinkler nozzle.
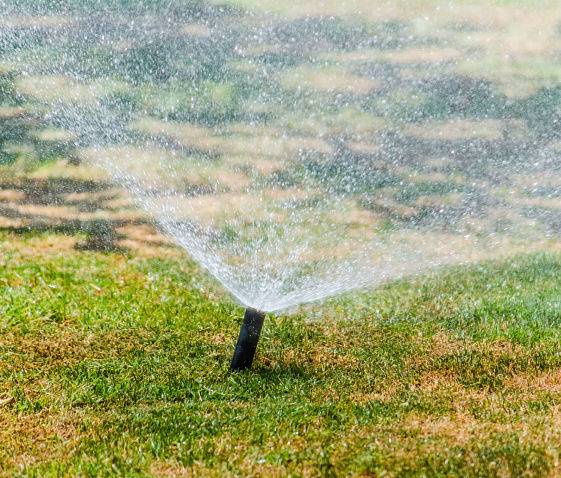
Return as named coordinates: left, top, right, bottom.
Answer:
left=230, top=308, right=265, bottom=371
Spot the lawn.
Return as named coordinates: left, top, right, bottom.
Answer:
left=2, top=227, right=561, bottom=476
left=2, top=0, right=561, bottom=476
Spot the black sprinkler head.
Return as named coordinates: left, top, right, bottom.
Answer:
left=230, top=308, right=266, bottom=371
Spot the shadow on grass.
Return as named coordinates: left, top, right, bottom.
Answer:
left=0, top=176, right=149, bottom=252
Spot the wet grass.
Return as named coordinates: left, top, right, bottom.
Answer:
left=2, top=231, right=561, bottom=476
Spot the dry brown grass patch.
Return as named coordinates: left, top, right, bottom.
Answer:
left=3, top=233, right=77, bottom=256
left=404, top=119, right=503, bottom=141
left=116, top=224, right=180, bottom=258
left=0, top=189, right=26, bottom=201
left=1, top=328, right=152, bottom=371
left=507, top=370, right=561, bottom=396
left=0, top=408, right=100, bottom=473
left=349, top=384, right=401, bottom=405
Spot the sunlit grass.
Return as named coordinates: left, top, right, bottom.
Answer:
left=2, top=230, right=561, bottom=476
left=2, top=0, right=561, bottom=475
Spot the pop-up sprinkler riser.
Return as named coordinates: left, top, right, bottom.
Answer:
left=231, top=308, right=266, bottom=371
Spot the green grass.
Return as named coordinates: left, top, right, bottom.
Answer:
left=2, top=231, right=561, bottom=476
left=2, top=3, right=561, bottom=474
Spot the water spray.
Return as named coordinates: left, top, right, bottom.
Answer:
left=231, top=308, right=266, bottom=371
left=3, top=0, right=560, bottom=357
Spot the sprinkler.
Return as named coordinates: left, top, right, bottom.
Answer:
left=231, top=308, right=266, bottom=371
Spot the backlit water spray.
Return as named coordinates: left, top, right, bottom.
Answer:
left=1, top=1, right=560, bottom=368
